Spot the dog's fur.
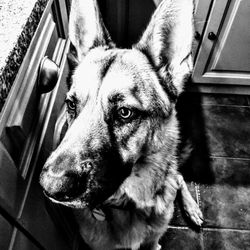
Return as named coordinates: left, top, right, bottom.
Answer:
left=40, top=0, right=203, bottom=249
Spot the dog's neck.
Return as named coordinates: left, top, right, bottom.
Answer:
left=92, top=199, right=136, bottom=221
left=91, top=152, right=178, bottom=222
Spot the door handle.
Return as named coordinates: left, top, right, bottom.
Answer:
left=38, top=56, right=59, bottom=93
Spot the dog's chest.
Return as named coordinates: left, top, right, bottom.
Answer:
left=74, top=207, right=165, bottom=249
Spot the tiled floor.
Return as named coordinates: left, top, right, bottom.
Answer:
left=161, top=93, right=250, bottom=250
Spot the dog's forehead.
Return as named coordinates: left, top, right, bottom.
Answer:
left=69, top=48, right=158, bottom=101
left=102, top=49, right=158, bottom=92
left=69, top=48, right=114, bottom=99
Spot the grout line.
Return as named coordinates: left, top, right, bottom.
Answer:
left=210, top=156, right=250, bottom=161
left=168, top=226, right=250, bottom=234
left=200, top=229, right=205, bottom=250
left=194, top=182, right=205, bottom=250
left=169, top=225, right=250, bottom=234
left=201, top=104, right=250, bottom=108
left=203, top=227, right=250, bottom=233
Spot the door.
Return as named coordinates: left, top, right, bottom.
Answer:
left=192, top=0, right=250, bottom=93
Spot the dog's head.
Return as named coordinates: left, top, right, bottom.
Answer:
left=40, top=0, right=194, bottom=209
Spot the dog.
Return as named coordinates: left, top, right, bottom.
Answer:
left=40, top=0, right=203, bottom=249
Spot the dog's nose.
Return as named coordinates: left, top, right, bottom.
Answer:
left=40, top=160, right=93, bottom=202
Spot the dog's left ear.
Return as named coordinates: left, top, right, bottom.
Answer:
left=69, top=0, right=114, bottom=60
left=135, top=0, right=194, bottom=95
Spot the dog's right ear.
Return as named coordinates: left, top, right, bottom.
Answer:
left=69, top=0, right=114, bottom=61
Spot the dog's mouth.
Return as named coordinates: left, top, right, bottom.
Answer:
left=42, top=183, right=88, bottom=209
left=44, top=191, right=89, bottom=209
left=43, top=184, right=119, bottom=210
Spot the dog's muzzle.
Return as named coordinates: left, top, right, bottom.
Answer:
left=40, top=160, right=92, bottom=202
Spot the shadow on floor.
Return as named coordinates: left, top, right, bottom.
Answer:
left=163, top=84, right=250, bottom=250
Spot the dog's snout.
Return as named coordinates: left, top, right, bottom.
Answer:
left=44, top=169, right=87, bottom=201
left=40, top=159, right=94, bottom=202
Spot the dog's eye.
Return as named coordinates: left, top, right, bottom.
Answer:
left=118, top=107, right=133, bottom=120
left=65, top=99, right=76, bottom=112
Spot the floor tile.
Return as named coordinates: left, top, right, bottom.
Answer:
left=203, top=229, right=250, bottom=250
left=198, top=158, right=250, bottom=230
left=209, top=157, right=250, bottom=186
left=160, top=227, right=203, bottom=250
left=203, top=105, right=250, bottom=158
left=177, top=94, right=250, bottom=158
left=200, top=184, right=250, bottom=230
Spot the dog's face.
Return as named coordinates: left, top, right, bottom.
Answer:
left=40, top=0, right=194, bottom=209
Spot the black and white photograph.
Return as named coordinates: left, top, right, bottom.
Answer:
left=0, top=0, right=249, bottom=249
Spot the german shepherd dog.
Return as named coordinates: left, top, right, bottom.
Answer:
left=40, top=0, right=203, bottom=249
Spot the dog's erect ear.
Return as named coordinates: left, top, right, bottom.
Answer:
left=135, top=0, right=194, bottom=95
left=69, top=0, right=114, bottom=60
